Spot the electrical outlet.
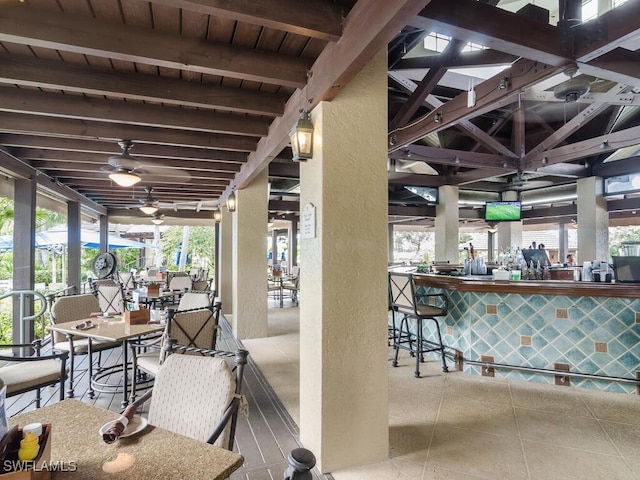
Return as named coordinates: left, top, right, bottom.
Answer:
left=455, top=349, right=464, bottom=371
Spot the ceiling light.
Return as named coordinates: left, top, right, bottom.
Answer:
left=227, top=191, right=236, bottom=212
left=151, top=213, right=164, bottom=225
left=498, top=76, right=509, bottom=90
left=139, top=187, right=158, bottom=215
left=434, top=112, right=442, bottom=123
left=290, top=110, right=314, bottom=161
left=212, top=208, right=222, bottom=222
left=109, top=169, right=141, bottom=187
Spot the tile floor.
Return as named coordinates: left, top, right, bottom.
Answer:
left=244, top=303, right=640, bottom=480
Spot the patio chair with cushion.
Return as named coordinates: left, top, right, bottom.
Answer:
left=49, top=294, right=121, bottom=397
left=94, top=284, right=127, bottom=314
left=0, top=340, right=69, bottom=409
left=133, top=345, right=249, bottom=450
left=130, top=305, right=221, bottom=402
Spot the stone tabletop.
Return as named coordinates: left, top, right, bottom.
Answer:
left=10, top=400, right=243, bottom=479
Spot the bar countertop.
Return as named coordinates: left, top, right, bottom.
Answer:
left=413, top=273, right=640, bottom=299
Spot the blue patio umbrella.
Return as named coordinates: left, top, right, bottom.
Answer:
left=0, top=229, right=151, bottom=251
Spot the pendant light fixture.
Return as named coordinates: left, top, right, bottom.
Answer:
left=227, top=190, right=236, bottom=212
left=151, top=212, right=164, bottom=225
left=212, top=208, right=222, bottom=222
left=109, top=169, right=141, bottom=187
left=289, top=110, right=314, bottom=161
left=139, top=187, right=159, bottom=215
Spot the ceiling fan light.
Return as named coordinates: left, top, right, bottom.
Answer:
left=140, top=204, right=158, bottom=215
left=151, top=213, right=164, bottom=225
left=109, top=170, right=141, bottom=187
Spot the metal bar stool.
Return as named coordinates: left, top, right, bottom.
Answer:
left=388, top=272, right=449, bottom=378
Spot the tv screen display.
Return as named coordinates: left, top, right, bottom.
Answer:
left=484, top=201, right=521, bottom=222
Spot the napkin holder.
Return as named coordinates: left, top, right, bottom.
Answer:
left=1, top=424, right=52, bottom=480
left=147, top=283, right=160, bottom=295
left=125, top=308, right=150, bottom=326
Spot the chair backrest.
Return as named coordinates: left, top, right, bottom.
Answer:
left=289, top=266, right=300, bottom=278
left=147, top=349, right=248, bottom=450
left=95, top=284, right=126, bottom=314
left=117, top=271, right=135, bottom=290
left=388, top=272, right=447, bottom=317
left=388, top=272, right=415, bottom=315
left=166, top=306, right=219, bottom=353
left=50, top=294, right=101, bottom=344
left=178, top=292, right=212, bottom=310
left=168, top=274, right=193, bottom=292
left=192, top=279, right=211, bottom=291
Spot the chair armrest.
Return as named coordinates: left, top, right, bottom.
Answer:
left=0, top=351, right=69, bottom=363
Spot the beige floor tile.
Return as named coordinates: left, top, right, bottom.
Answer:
left=516, top=407, right=619, bottom=455
left=426, top=425, right=528, bottom=480
left=510, top=382, right=592, bottom=416
left=523, top=441, right=635, bottom=480
left=438, top=396, right=519, bottom=437
left=330, top=458, right=425, bottom=480
left=388, top=416, right=434, bottom=465
left=580, top=390, right=640, bottom=425
left=422, top=464, right=496, bottom=480
left=599, top=421, right=640, bottom=462
left=443, top=374, right=512, bottom=405
left=627, top=459, right=640, bottom=480
left=389, top=387, right=443, bottom=424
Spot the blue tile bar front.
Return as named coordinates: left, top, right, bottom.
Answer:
left=410, top=275, right=640, bottom=394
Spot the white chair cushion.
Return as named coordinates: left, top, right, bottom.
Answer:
left=0, top=360, right=68, bottom=395
left=147, top=354, right=235, bottom=448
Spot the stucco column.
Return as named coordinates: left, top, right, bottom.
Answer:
left=232, top=167, right=268, bottom=339
left=219, top=208, right=233, bottom=319
left=435, top=185, right=459, bottom=263
left=299, top=50, right=389, bottom=473
left=577, top=176, right=608, bottom=261
left=497, top=190, right=523, bottom=252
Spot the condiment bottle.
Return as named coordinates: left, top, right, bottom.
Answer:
left=18, top=431, right=40, bottom=461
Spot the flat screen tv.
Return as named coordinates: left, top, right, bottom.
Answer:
left=484, top=201, right=522, bottom=222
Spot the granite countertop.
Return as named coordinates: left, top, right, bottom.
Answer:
left=10, top=400, right=243, bottom=479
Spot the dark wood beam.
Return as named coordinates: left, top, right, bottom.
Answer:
left=268, top=162, right=300, bottom=178
left=0, top=87, right=269, bottom=137
left=578, top=49, right=640, bottom=88
left=146, top=0, right=344, bottom=41
left=57, top=171, right=234, bottom=184
left=394, top=49, right=517, bottom=70
left=593, top=156, right=640, bottom=177
left=0, top=113, right=258, bottom=152
left=388, top=204, right=436, bottom=216
left=391, top=38, right=466, bottom=129
left=389, top=144, right=505, bottom=169
left=389, top=58, right=563, bottom=152
left=232, top=0, right=434, bottom=194
left=412, top=0, right=566, bottom=66
left=0, top=53, right=287, bottom=117
left=0, top=5, right=310, bottom=88
left=0, top=148, right=106, bottom=215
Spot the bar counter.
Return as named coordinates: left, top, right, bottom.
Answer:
left=407, top=274, right=640, bottom=394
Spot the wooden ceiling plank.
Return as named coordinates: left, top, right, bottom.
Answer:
left=389, top=58, right=563, bottom=152
left=412, top=0, right=567, bottom=67
left=0, top=135, right=249, bottom=163
left=25, top=154, right=242, bottom=173
left=145, top=0, right=344, bottom=41
left=0, top=113, right=259, bottom=152
left=0, top=87, right=270, bottom=137
left=232, top=0, right=434, bottom=194
left=0, top=53, right=287, bottom=116
left=57, top=171, right=234, bottom=183
left=0, top=4, right=310, bottom=88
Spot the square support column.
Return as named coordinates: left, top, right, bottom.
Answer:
left=577, top=176, right=608, bottom=261
left=67, top=201, right=81, bottom=293
left=232, top=168, right=268, bottom=339
left=219, top=208, right=233, bottom=319
left=299, top=50, right=389, bottom=473
left=12, top=178, right=36, bottom=343
left=435, top=185, right=459, bottom=263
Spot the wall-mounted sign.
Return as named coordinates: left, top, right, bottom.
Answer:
left=301, top=203, right=316, bottom=239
